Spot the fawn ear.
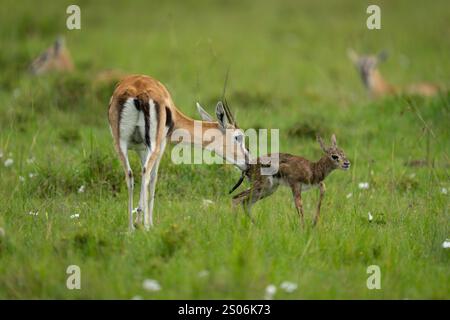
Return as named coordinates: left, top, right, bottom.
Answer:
left=378, top=50, right=388, bottom=62
left=331, top=134, right=337, bottom=147
left=317, top=135, right=328, bottom=153
left=215, top=101, right=228, bottom=130
left=196, top=102, right=214, bottom=121
left=347, top=48, right=359, bottom=64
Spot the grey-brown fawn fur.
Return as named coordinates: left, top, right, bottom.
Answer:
left=231, top=134, right=350, bottom=227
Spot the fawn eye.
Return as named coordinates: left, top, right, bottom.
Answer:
left=331, top=155, right=339, bottom=160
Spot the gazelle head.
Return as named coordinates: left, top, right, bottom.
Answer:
left=196, top=100, right=249, bottom=171
left=317, top=134, right=350, bottom=170
left=29, top=36, right=74, bottom=75
left=347, top=49, right=388, bottom=88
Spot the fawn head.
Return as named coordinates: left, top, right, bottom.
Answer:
left=196, top=100, right=249, bottom=171
left=317, top=134, right=350, bottom=170
left=347, top=49, right=388, bottom=87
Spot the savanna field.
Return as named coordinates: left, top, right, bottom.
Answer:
left=0, top=0, right=449, bottom=299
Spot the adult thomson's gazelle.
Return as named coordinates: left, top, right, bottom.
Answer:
left=347, top=49, right=440, bottom=98
left=29, top=36, right=74, bottom=75
left=108, top=75, right=248, bottom=231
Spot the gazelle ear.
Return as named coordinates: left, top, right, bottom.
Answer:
left=196, top=102, right=214, bottom=121
left=378, top=50, right=389, bottom=62
left=317, top=135, right=327, bottom=152
left=347, top=48, right=359, bottom=64
left=215, top=101, right=228, bottom=129
left=54, top=36, right=65, bottom=54
left=331, top=134, right=337, bottom=147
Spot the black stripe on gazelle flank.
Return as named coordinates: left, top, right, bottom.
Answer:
left=165, top=106, right=174, bottom=136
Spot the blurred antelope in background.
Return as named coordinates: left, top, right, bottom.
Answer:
left=29, top=36, right=74, bottom=75
left=231, top=134, right=349, bottom=227
left=109, top=75, right=248, bottom=231
left=347, top=49, right=440, bottom=98
left=29, top=36, right=124, bottom=85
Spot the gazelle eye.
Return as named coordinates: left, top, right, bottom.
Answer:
left=331, top=155, right=339, bottom=160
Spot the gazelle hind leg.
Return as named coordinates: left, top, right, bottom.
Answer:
left=141, top=99, right=166, bottom=230
left=147, top=140, right=166, bottom=227
left=142, top=149, right=162, bottom=229
left=135, top=148, right=151, bottom=225
left=119, top=142, right=134, bottom=232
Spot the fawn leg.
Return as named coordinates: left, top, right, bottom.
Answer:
left=232, top=189, right=255, bottom=223
left=313, top=182, right=326, bottom=226
left=291, top=183, right=304, bottom=228
left=244, top=187, right=264, bottom=224
left=243, top=194, right=256, bottom=224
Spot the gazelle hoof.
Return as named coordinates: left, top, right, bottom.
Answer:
left=133, top=207, right=143, bottom=224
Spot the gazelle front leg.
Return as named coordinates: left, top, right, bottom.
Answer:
left=313, top=182, right=326, bottom=226
left=290, top=183, right=304, bottom=228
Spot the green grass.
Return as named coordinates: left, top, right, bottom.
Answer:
left=0, top=0, right=449, bottom=299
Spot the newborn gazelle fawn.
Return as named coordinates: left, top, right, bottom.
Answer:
left=231, top=134, right=350, bottom=227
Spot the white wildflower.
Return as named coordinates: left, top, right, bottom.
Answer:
left=442, top=239, right=450, bottom=249
left=78, top=185, right=85, bottom=193
left=70, top=213, right=80, bottom=219
left=441, top=188, right=448, bottom=195
left=198, top=270, right=209, bottom=278
left=280, top=281, right=298, bottom=293
left=4, top=158, right=13, bottom=167
left=264, top=284, right=277, bottom=300
left=19, top=176, right=25, bottom=182
left=28, top=211, right=39, bottom=216
left=368, top=212, right=373, bottom=222
left=26, top=157, right=35, bottom=164
left=202, top=199, right=214, bottom=207
left=358, top=182, right=369, bottom=190
left=29, top=172, right=37, bottom=179
left=131, top=295, right=143, bottom=300
left=142, top=279, right=161, bottom=292
left=346, top=193, right=353, bottom=199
